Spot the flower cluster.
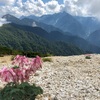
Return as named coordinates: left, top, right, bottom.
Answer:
left=0, top=55, right=42, bottom=84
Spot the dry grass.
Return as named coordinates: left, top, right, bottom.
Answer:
left=0, top=55, right=12, bottom=67
left=42, top=57, right=52, bottom=62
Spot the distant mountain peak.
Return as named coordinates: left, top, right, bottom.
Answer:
left=2, top=14, right=16, bottom=19
left=2, top=14, right=21, bottom=24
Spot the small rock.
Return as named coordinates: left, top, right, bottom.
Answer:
left=34, top=73, right=39, bottom=76
left=53, top=96, right=58, bottom=100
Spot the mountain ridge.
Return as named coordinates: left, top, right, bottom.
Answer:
left=0, top=23, right=83, bottom=55
left=2, top=13, right=100, bottom=53
left=32, top=12, right=86, bottom=38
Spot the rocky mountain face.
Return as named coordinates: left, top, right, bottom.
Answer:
left=31, top=12, right=86, bottom=38
left=3, top=14, right=62, bottom=33
left=87, top=30, right=100, bottom=47
left=3, top=12, right=86, bottom=38
left=74, top=16, right=100, bottom=36
left=1, top=12, right=100, bottom=54
left=2, top=14, right=22, bottom=25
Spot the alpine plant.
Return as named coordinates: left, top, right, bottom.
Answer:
left=0, top=55, right=42, bottom=84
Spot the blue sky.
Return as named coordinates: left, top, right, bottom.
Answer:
left=40, top=0, right=63, bottom=4
left=39, top=0, right=63, bottom=4
left=22, top=0, right=63, bottom=4
left=0, top=0, right=100, bottom=19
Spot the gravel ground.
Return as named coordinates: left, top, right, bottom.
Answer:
left=32, top=54, right=100, bottom=100
left=0, top=55, right=100, bottom=100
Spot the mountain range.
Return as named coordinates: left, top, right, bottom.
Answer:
left=88, top=30, right=100, bottom=48
left=0, top=23, right=83, bottom=56
left=22, top=12, right=100, bottom=38
left=1, top=12, right=100, bottom=55
left=74, top=16, right=100, bottom=36
left=20, top=12, right=86, bottom=38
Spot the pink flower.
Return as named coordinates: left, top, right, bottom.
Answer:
left=12, top=55, right=28, bottom=67
left=23, top=67, right=31, bottom=81
left=31, top=56, right=42, bottom=68
left=0, top=67, right=15, bottom=82
left=0, top=55, right=42, bottom=83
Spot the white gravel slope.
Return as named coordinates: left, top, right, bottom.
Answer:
left=0, top=55, right=100, bottom=100
left=31, top=54, right=100, bottom=100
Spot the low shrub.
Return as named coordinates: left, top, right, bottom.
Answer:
left=42, top=58, right=52, bottom=62
left=85, top=54, right=91, bottom=59
left=11, top=55, right=16, bottom=61
left=0, top=82, right=43, bottom=100
left=0, top=54, right=4, bottom=57
left=45, top=53, right=53, bottom=57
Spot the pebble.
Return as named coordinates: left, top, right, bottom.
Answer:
left=34, top=55, right=100, bottom=100
left=0, top=54, right=100, bottom=100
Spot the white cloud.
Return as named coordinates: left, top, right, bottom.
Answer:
left=0, top=0, right=100, bottom=19
left=0, top=0, right=61, bottom=17
left=0, top=18, right=9, bottom=27
left=0, top=0, right=16, bottom=5
left=22, top=0, right=46, bottom=16
left=88, top=0, right=100, bottom=18
left=21, top=0, right=61, bottom=16
left=45, top=0, right=61, bottom=13
left=63, top=0, right=89, bottom=16
left=17, top=0, right=23, bottom=7
left=0, top=6, right=24, bottom=17
left=63, top=0, right=100, bottom=18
